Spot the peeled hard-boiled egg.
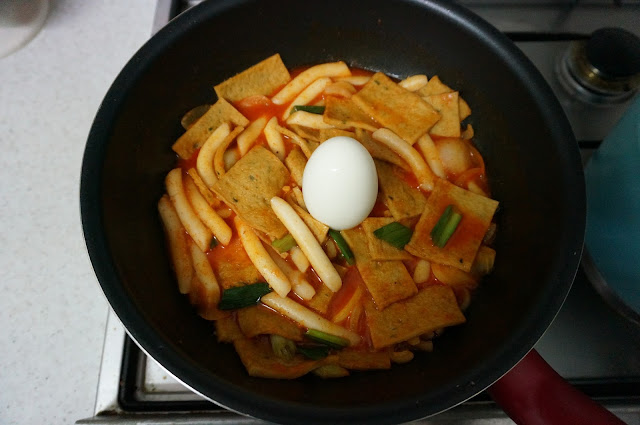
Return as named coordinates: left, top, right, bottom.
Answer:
left=302, top=136, right=378, bottom=230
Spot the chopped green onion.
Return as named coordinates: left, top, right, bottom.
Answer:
left=373, top=222, right=413, bottom=250
left=270, top=334, right=296, bottom=361
left=209, top=237, right=218, bottom=249
left=271, top=234, right=297, bottom=253
left=305, top=329, right=350, bottom=349
left=297, top=345, right=330, bottom=360
left=328, top=229, right=355, bottom=265
left=430, top=205, right=453, bottom=240
left=430, top=205, right=462, bottom=248
left=440, top=213, right=462, bottom=244
left=290, top=105, right=325, bottom=115
left=218, top=282, right=272, bottom=310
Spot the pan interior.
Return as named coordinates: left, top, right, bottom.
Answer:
left=81, top=0, right=584, bottom=423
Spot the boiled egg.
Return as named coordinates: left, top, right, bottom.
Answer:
left=302, top=136, right=378, bottom=230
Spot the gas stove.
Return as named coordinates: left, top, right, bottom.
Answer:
left=77, top=1, right=640, bottom=424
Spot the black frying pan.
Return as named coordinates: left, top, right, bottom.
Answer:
left=81, top=0, right=591, bottom=423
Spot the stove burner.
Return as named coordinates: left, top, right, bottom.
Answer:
left=557, top=28, right=640, bottom=104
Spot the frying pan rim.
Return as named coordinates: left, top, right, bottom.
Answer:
left=80, top=0, right=585, bottom=423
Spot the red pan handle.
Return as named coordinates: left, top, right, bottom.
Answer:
left=488, top=349, right=625, bottom=425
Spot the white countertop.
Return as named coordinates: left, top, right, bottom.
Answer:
left=0, top=2, right=156, bottom=424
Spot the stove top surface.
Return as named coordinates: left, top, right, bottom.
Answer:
left=78, top=1, right=640, bottom=424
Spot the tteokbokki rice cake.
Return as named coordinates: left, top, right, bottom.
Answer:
left=158, top=54, right=498, bottom=379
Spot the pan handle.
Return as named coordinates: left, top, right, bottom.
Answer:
left=488, top=349, right=625, bottom=425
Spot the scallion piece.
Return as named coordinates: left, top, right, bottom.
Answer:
left=430, top=205, right=462, bottom=248
left=270, top=334, right=296, bottom=361
left=328, top=229, right=355, bottom=265
left=373, top=222, right=413, bottom=250
left=430, top=205, right=453, bottom=239
left=305, top=329, right=350, bottom=349
left=271, top=234, right=297, bottom=253
left=218, top=282, right=272, bottom=310
left=291, top=105, right=325, bottom=115
left=297, top=345, right=330, bottom=360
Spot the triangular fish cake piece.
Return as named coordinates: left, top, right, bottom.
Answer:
left=352, top=72, right=440, bottom=144
left=405, top=179, right=498, bottom=272
left=323, top=96, right=379, bottom=131
left=214, top=54, right=291, bottom=102
left=341, top=226, right=417, bottom=309
left=365, top=285, right=465, bottom=349
left=375, top=160, right=426, bottom=220
left=212, top=146, right=290, bottom=239
left=172, top=99, right=249, bottom=159
left=424, top=92, right=461, bottom=138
